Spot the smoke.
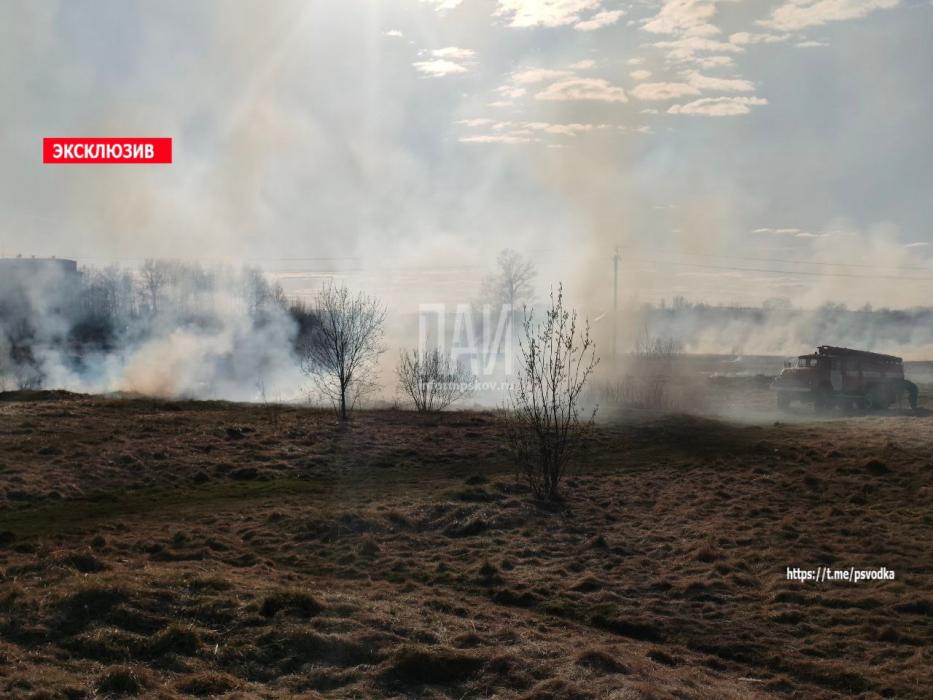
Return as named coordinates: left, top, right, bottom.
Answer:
left=2, top=1, right=932, bottom=401
left=0, top=261, right=303, bottom=400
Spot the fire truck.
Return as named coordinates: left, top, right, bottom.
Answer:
left=771, top=346, right=918, bottom=412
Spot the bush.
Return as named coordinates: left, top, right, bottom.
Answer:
left=397, top=347, right=475, bottom=412
left=504, top=285, right=598, bottom=500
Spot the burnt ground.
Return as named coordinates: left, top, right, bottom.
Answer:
left=0, top=392, right=930, bottom=699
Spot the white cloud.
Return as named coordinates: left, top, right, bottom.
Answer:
left=535, top=77, right=628, bottom=102
left=630, top=69, right=652, bottom=80
left=413, top=59, right=469, bottom=77
left=729, top=31, right=789, bottom=45
left=694, top=55, right=734, bottom=68
left=570, top=59, right=597, bottom=69
left=497, top=84, right=528, bottom=98
left=668, top=95, right=768, bottom=115
left=643, top=0, right=721, bottom=37
left=796, top=39, right=829, bottom=47
left=575, top=9, right=625, bottom=31
left=421, top=0, right=464, bottom=11
left=414, top=47, right=476, bottom=78
left=489, top=120, right=598, bottom=135
left=460, top=134, right=535, bottom=144
left=511, top=68, right=574, bottom=84
left=759, top=0, right=899, bottom=31
left=456, top=118, right=495, bottom=127
left=495, top=0, right=604, bottom=28
left=431, top=46, right=476, bottom=60
left=627, top=57, right=645, bottom=65
left=383, top=30, right=404, bottom=38
left=684, top=70, right=755, bottom=92
left=631, top=81, right=701, bottom=100
left=653, top=36, right=743, bottom=63
left=459, top=119, right=603, bottom=145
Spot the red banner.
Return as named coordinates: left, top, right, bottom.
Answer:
left=43, top=137, right=172, bottom=164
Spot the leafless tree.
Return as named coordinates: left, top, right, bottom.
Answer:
left=505, top=285, right=599, bottom=501
left=397, top=348, right=475, bottom=412
left=482, top=249, right=536, bottom=310
left=139, top=259, right=170, bottom=315
left=299, top=282, right=386, bottom=420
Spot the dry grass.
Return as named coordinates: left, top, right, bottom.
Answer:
left=0, top=391, right=930, bottom=698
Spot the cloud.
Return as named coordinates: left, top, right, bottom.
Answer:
left=413, top=59, right=469, bottom=77
left=431, top=46, right=476, bottom=60
left=497, top=84, right=528, bottom=98
left=729, top=31, right=789, bottom=45
left=535, top=77, right=628, bottom=102
left=753, top=227, right=828, bottom=237
left=667, top=96, right=768, bottom=115
left=630, top=69, right=652, bottom=80
left=575, top=9, right=625, bottom=30
left=383, top=30, right=404, bottom=38
left=653, top=36, right=743, bottom=63
left=455, top=118, right=495, bottom=127
left=759, top=0, right=900, bottom=31
left=694, top=55, right=735, bottom=68
left=414, top=47, right=476, bottom=78
left=631, top=81, right=701, bottom=101
left=570, top=59, right=597, bottom=69
left=643, top=0, right=721, bottom=37
left=495, top=0, right=605, bottom=28
left=460, top=134, right=535, bottom=144
left=517, top=121, right=597, bottom=135
left=458, top=119, right=621, bottom=146
left=684, top=70, right=755, bottom=92
left=421, top=0, right=464, bottom=11
left=796, top=39, right=830, bottom=47
left=512, top=68, right=574, bottom=84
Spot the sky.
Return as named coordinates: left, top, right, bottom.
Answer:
left=1, top=0, right=932, bottom=311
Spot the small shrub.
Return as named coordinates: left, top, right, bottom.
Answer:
left=504, top=285, right=598, bottom=500
left=397, top=347, right=475, bottom=412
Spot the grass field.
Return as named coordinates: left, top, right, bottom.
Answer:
left=0, top=391, right=930, bottom=698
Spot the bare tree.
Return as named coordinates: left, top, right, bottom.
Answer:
left=139, top=259, right=169, bottom=315
left=505, top=285, right=599, bottom=501
left=299, top=282, right=386, bottom=420
left=397, top=348, right=475, bottom=412
left=482, top=249, right=536, bottom=309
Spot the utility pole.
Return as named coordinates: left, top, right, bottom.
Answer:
left=612, top=246, right=620, bottom=359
